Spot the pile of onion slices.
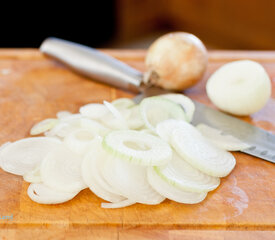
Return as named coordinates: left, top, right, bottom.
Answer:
left=0, top=94, right=249, bottom=208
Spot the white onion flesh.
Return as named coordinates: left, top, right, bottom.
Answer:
left=0, top=137, right=61, bottom=175
left=206, top=60, right=271, bottom=116
left=140, top=96, right=187, bottom=131
left=80, top=103, right=109, bottom=119
left=125, top=105, right=144, bottom=130
left=111, top=98, right=135, bottom=110
left=156, top=119, right=182, bottom=142
left=103, top=130, right=172, bottom=166
left=0, top=141, right=11, bottom=166
left=40, top=145, right=86, bottom=192
left=196, top=124, right=250, bottom=151
left=56, top=110, right=72, bottom=119
left=154, top=151, right=220, bottom=193
left=147, top=167, right=207, bottom=204
left=28, top=183, right=79, bottom=204
left=46, top=117, right=109, bottom=139
left=30, top=118, right=59, bottom=135
left=170, top=121, right=236, bottom=177
left=101, top=101, right=129, bottom=130
left=81, top=139, right=125, bottom=203
left=64, top=129, right=96, bottom=155
left=161, top=94, right=195, bottom=122
left=23, top=165, right=41, bottom=183
left=101, top=199, right=136, bottom=209
left=101, top=154, right=165, bottom=204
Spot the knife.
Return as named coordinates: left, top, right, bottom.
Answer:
left=40, top=37, right=275, bottom=164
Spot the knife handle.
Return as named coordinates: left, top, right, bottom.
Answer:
left=40, top=37, right=143, bottom=93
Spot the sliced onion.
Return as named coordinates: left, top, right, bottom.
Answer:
left=80, top=103, right=109, bottom=119
left=56, top=110, right=72, bottom=119
left=111, top=98, right=135, bottom=110
left=102, top=130, right=172, bottom=166
left=28, top=183, right=79, bottom=204
left=64, top=129, right=96, bottom=155
left=40, top=145, right=86, bottom=192
left=196, top=124, right=250, bottom=151
left=80, top=118, right=110, bottom=136
left=0, top=137, right=61, bottom=175
left=154, top=151, right=220, bottom=193
left=170, top=121, right=236, bottom=177
left=45, top=122, right=75, bottom=138
left=156, top=119, right=182, bottom=142
left=30, top=118, right=59, bottom=135
left=45, top=115, right=82, bottom=138
left=23, top=165, right=41, bottom=183
left=161, top=93, right=195, bottom=122
left=125, top=105, right=144, bottom=130
left=101, top=199, right=135, bottom=209
left=46, top=117, right=109, bottom=139
left=102, top=101, right=128, bottom=130
left=82, top=139, right=125, bottom=203
left=140, top=96, right=187, bottom=131
left=101, top=154, right=165, bottom=204
left=147, top=167, right=207, bottom=204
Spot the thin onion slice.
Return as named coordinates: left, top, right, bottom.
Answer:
left=156, top=119, right=182, bottom=142
left=101, top=154, right=165, bottom=204
left=111, top=98, right=135, bottom=110
left=102, top=130, right=172, bottom=166
left=102, top=101, right=128, bottom=130
left=80, top=103, right=109, bottom=119
left=46, top=117, right=109, bottom=139
left=64, top=129, right=96, bottom=155
left=154, top=151, right=220, bottom=193
left=30, top=118, right=59, bottom=135
left=0, top=141, right=11, bottom=166
left=196, top=124, right=250, bottom=151
left=147, top=167, right=207, bottom=204
left=28, top=183, right=79, bottom=204
left=140, top=96, right=187, bottom=131
left=23, top=165, right=41, bottom=183
left=0, top=141, right=11, bottom=152
left=161, top=93, right=195, bottom=122
left=41, top=145, right=86, bottom=192
left=56, top=111, right=72, bottom=119
left=101, top=199, right=135, bottom=209
left=170, top=121, right=236, bottom=177
left=0, top=137, right=61, bottom=175
left=82, top=139, right=125, bottom=203
left=125, top=105, right=144, bottom=130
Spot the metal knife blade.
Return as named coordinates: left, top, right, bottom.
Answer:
left=40, top=37, right=275, bottom=164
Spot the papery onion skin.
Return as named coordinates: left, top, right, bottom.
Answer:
left=145, top=32, right=208, bottom=91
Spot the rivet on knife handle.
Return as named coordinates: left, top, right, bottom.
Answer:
left=40, top=37, right=143, bottom=93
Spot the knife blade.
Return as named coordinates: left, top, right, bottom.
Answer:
left=40, top=37, right=275, bottom=163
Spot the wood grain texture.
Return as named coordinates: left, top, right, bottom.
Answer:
left=0, top=49, right=274, bottom=239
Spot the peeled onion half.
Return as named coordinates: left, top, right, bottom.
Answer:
left=206, top=60, right=271, bottom=116
left=144, top=32, right=208, bottom=91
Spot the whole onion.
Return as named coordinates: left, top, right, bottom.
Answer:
left=144, top=32, right=208, bottom=91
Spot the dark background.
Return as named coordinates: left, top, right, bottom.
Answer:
left=0, top=1, right=115, bottom=48
left=1, top=0, right=275, bottom=50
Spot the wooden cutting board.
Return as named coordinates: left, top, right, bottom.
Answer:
left=0, top=49, right=274, bottom=240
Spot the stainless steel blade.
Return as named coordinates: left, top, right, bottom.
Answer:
left=192, top=101, right=275, bottom=164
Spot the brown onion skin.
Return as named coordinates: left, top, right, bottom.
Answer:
left=145, top=32, right=208, bottom=91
